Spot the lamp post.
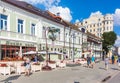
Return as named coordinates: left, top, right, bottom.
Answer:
left=72, top=33, right=75, bottom=62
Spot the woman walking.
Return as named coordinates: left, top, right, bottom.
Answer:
left=24, top=56, right=31, bottom=76
left=105, top=56, right=109, bottom=70
left=91, top=55, right=95, bottom=68
left=118, top=56, right=120, bottom=70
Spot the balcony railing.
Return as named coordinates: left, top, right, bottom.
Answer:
left=0, top=30, right=37, bottom=42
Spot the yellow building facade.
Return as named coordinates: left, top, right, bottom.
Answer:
left=76, top=14, right=113, bottom=38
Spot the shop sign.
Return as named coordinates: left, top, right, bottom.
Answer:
left=6, top=41, right=22, bottom=46
left=6, top=41, right=35, bottom=47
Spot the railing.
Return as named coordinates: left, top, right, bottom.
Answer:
left=0, top=30, right=37, bottom=42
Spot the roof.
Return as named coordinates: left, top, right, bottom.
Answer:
left=2, top=0, right=67, bottom=26
left=2, top=0, right=84, bottom=33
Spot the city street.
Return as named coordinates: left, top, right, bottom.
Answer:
left=0, top=61, right=120, bottom=83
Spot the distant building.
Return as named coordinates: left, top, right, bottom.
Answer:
left=76, top=14, right=113, bottom=38
left=78, top=26, right=102, bottom=58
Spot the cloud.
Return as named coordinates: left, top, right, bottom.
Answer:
left=19, top=0, right=72, bottom=22
left=19, top=0, right=61, bottom=8
left=113, top=9, right=120, bottom=26
left=75, top=19, right=80, bottom=23
left=114, top=35, right=120, bottom=47
left=48, top=6, right=72, bottom=22
left=90, top=11, right=102, bottom=17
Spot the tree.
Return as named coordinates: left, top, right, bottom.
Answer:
left=102, top=31, right=117, bottom=54
left=48, top=27, right=60, bottom=60
left=42, top=26, right=60, bottom=70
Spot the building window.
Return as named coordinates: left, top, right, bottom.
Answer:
left=90, top=29, right=92, bottom=32
left=79, top=37, right=80, bottom=44
left=107, top=21, right=108, bottom=24
left=43, top=47, right=45, bottom=50
left=55, top=48, right=56, bottom=51
left=0, top=14, right=7, bottom=30
left=97, top=28, right=99, bottom=32
left=18, top=19, right=24, bottom=33
left=51, top=48, right=53, bottom=51
left=58, top=32, right=60, bottom=40
left=98, top=18, right=100, bottom=21
left=42, top=26, right=46, bottom=38
left=31, top=23, right=35, bottom=35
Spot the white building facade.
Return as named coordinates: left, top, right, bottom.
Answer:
left=0, top=0, right=85, bottom=60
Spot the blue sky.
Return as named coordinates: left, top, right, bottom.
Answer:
left=60, top=0, right=120, bottom=22
left=21, top=0, right=120, bottom=46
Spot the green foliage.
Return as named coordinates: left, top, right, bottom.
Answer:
left=48, top=35, right=56, bottom=41
left=48, top=27, right=60, bottom=41
left=102, top=31, right=117, bottom=53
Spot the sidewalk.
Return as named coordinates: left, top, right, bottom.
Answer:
left=0, top=61, right=119, bottom=83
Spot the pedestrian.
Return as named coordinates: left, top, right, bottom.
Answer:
left=34, top=55, right=38, bottom=63
left=104, top=56, right=109, bottom=70
left=114, top=55, right=118, bottom=64
left=117, top=56, right=120, bottom=70
left=91, top=55, right=95, bottom=68
left=111, top=55, right=114, bottom=64
left=86, top=55, right=91, bottom=68
left=24, top=56, right=31, bottom=76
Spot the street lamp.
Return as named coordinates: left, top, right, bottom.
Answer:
left=72, top=33, right=75, bottom=62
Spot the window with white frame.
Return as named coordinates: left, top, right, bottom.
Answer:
left=0, top=14, right=7, bottom=30
left=31, top=23, right=35, bottom=35
left=42, top=26, right=46, bottom=38
left=18, top=19, right=24, bottom=33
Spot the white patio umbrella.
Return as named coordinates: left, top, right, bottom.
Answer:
left=23, top=51, right=37, bottom=55
left=38, top=51, right=48, bottom=54
left=38, top=51, right=63, bottom=55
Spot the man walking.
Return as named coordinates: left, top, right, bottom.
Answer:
left=87, top=55, right=91, bottom=68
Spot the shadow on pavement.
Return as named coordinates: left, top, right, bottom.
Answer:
left=74, top=81, right=80, bottom=83
left=111, top=68, right=120, bottom=71
left=0, top=75, right=21, bottom=83
left=101, top=75, right=111, bottom=82
left=99, top=67, right=106, bottom=70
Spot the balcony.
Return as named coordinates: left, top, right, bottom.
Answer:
left=0, top=30, right=37, bottom=42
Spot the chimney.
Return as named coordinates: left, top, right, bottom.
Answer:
left=56, top=12, right=60, bottom=16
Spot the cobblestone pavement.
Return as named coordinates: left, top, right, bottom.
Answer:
left=0, top=61, right=119, bottom=83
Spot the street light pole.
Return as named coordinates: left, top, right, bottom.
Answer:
left=72, top=33, right=75, bottom=62
left=45, top=28, right=48, bottom=64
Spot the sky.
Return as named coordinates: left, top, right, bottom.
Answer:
left=20, top=0, right=120, bottom=46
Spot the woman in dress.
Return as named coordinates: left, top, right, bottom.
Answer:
left=24, top=56, right=31, bottom=76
